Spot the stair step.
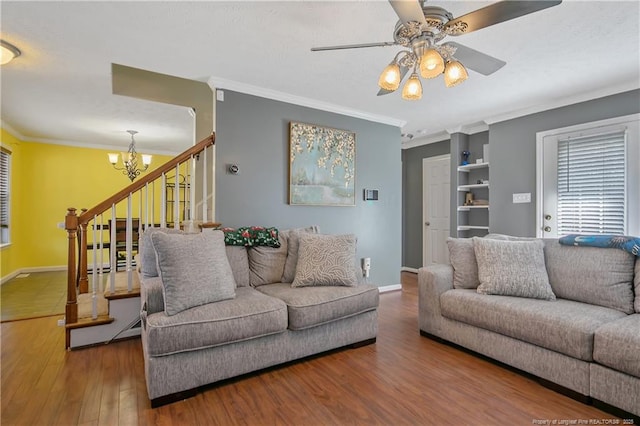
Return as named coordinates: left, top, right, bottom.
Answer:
left=77, top=292, right=109, bottom=319
left=65, top=315, right=114, bottom=330
left=103, top=271, right=140, bottom=300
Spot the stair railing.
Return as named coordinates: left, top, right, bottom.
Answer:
left=64, top=134, right=215, bottom=346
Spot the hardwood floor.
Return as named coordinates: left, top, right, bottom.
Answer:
left=0, top=272, right=617, bottom=425
left=1, top=271, right=67, bottom=322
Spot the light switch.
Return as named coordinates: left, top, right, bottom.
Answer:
left=513, top=193, right=531, bottom=203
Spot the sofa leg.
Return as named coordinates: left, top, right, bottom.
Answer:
left=350, top=338, right=376, bottom=349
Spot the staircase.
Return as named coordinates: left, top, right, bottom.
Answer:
left=63, top=134, right=215, bottom=349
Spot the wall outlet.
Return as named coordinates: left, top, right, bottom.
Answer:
left=512, top=193, right=531, bottom=204
left=57, top=318, right=65, bottom=327
left=361, top=258, right=371, bottom=278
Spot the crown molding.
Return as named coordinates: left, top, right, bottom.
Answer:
left=0, top=120, right=27, bottom=140
left=208, top=77, right=406, bottom=128
left=401, top=131, right=450, bottom=149
left=484, top=80, right=640, bottom=125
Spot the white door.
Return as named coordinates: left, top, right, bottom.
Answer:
left=423, top=155, right=450, bottom=266
left=536, top=115, right=640, bottom=238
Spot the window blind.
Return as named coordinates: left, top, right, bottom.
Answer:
left=0, top=147, right=10, bottom=244
left=557, top=130, right=626, bottom=235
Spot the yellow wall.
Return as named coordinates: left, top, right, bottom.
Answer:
left=0, top=128, right=173, bottom=279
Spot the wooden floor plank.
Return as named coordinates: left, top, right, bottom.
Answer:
left=0, top=272, right=622, bottom=425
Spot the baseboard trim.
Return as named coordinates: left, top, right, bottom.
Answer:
left=401, top=267, right=419, bottom=273
left=378, top=284, right=402, bottom=293
left=1, top=265, right=67, bottom=286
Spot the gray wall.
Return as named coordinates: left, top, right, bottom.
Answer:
left=401, top=140, right=449, bottom=269
left=215, top=91, right=402, bottom=286
left=490, top=89, right=640, bottom=236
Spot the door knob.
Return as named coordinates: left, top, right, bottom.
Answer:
left=544, top=226, right=551, bottom=232
left=425, top=222, right=430, bottom=226
left=544, top=214, right=552, bottom=221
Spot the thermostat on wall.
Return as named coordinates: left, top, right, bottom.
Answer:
left=364, top=189, right=379, bottom=201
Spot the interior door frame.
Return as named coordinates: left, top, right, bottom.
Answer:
left=422, top=154, right=451, bottom=266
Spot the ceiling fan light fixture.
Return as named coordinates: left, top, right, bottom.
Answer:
left=419, top=49, right=445, bottom=79
left=444, top=60, right=468, bottom=88
left=401, top=73, right=422, bottom=100
left=378, top=62, right=401, bottom=91
left=0, top=40, right=21, bottom=65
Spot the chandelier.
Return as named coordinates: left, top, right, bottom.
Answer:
left=108, top=130, right=152, bottom=182
left=378, top=40, right=467, bottom=101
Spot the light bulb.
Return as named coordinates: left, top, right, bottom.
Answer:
left=378, top=62, right=401, bottom=91
left=420, top=49, right=445, bottom=79
left=401, top=73, right=422, bottom=100
left=444, top=61, right=468, bottom=88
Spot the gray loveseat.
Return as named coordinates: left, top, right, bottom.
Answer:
left=139, top=227, right=379, bottom=407
left=419, top=236, right=640, bottom=417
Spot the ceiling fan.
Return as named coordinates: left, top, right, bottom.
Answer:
left=311, top=0, right=562, bottom=100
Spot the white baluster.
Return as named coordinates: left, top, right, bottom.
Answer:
left=110, top=204, right=116, bottom=293
left=161, top=173, right=167, bottom=228
left=98, top=213, right=104, bottom=281
left=127, top=194, right=133, bottom=292
left=174, top=164, right=180, bottom=229
left=92, top=215, right=98, bottom=319
left=202, top=145, right=208, bottom=222
left=190, top=155, right=196, bottom=222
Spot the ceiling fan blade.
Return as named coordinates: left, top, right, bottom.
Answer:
left=444, top=1, right=562, bottom=35
left=311, top=41, right=398, bottom=52
left=377, top=65, right=410, bottom=96
left=445, top=42, right=506, bottom=76
left=388, top=0, right=427, bottom=28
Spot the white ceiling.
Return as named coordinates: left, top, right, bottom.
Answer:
left=1, top=1, right=639, bottom=154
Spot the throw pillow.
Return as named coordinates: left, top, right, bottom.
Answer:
left=447, top=238, right=479, bottom=289
left=292, top=233, right=358, bottom=288
left=635, top=259, right=640, bottom=313
left=140, top=227, right=188, bottom=278
left=473, top=237, right=556, bottom=300
left=281, top=226, right=320, bottom=283
left=151, top=230, right=236, bottom=316
left=222, top=227, right=253, bottom=246
left=248, top=233, right=288, bottom=286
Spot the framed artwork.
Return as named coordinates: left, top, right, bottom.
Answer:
left=289, top=122, right=355, bottom=206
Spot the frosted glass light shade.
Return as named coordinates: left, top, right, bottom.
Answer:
left=378, top=62, right=401, bottom=91
left=444, top=61, right=468, bottom=87
left=401, top=73, right=422, bottom=100
left=420, top=49, right=445, bottom=79
left=142, top=154, right=152, bottom=166
left=0, top=40, right=21, bottom=65
left=107, top=153, right=119, bottom=165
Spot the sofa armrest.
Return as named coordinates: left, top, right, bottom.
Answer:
left=418, top=264, right=454, bottom=336
left=140, top=276, right=165, bottom=315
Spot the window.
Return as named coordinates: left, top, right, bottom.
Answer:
left=0, top=147, right=10, bottom=245
left=537, top=114, right=639, bottom=238
left=557, top=130, right=626, bottom=235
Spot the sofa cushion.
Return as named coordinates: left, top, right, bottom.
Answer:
left=292, top=233, right=358, bottom=288
left=473, top=238, right=555, bottom=300
left=140, top=227, right=189, bottom=278
left=152, top=230, right=236, bottom=316
left=256, top=283, right=379, bottom=330
left=447, top=238, right=479, bottom=289
left=225, top=246, right=250, bottom=288
left=144, top=287, right=288, bottom=356
left=440, top=289, right=626, bottom=361
left=248, top=233, right=288, bottom=287
left=544, top=239, right=635, bottom=314
left=635, top=259, right=640, bottom=313
left=593, top=314, right=640, bottom=377
left=281, top=226, right=320, bottom=283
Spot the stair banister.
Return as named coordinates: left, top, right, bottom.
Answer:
left=64, top=134, right=215, bottom=348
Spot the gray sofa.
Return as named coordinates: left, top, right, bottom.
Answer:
left=419, top=236, right=640, bottom=417
left=138, top=227, right=379, bottom=407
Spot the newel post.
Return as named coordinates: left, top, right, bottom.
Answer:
left=65, top=208, right=78, bottom=347
left=77, top=208, right=89, bottom=294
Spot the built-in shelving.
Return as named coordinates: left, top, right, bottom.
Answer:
left=457, top=225, right=491, bottom=231
left=456, top=160, right=490, bottom=237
